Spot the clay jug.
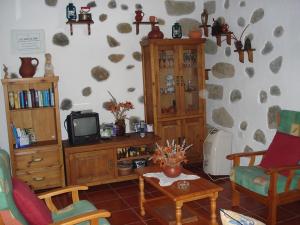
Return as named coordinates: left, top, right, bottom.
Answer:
left=135, top=10, right=144, bottom=22
left=19, top=57, right=39, bottom=78
left=148, top=26, right=164, bottom=39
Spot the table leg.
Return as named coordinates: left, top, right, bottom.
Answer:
left=175, top=201, right=183, bottom=225
left=210, top=192, right=218, bottom=225
left=139, top=175, right=145, bottom=216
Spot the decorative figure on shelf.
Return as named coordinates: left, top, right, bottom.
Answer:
left=44, top=53, right=54, bottom=77
left=148, top=25, right=164, bottom=39
left=19, top=57, right=39, bottom=78
left=66, top=3, right=77, bottom=21
left=201, top=9, right=208, bottom=26
left=211, top=18, right=222, bottom=36
left=149, top=16, right=157, bottom=23
left=135, top=9, right=144, bottom=22
left=244, top=38, right=252, bottom=50
left=172, top=22, right=182, bottom=39
left=3, top=64, right=9, bottom=79
left=78, top=6, right=92, bottom=21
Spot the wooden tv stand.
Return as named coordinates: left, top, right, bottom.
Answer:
left=63, top=133, right=159, bottom=186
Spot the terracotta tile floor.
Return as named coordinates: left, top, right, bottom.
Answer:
left=54, top=163, right=300, bottom=224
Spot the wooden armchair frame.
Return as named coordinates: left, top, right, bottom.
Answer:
left=37, top=185, right=111, bottom=225
left=227, top=151, right=300, bottom=225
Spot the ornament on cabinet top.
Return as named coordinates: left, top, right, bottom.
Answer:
left=44, top=53, right=54, bottom=77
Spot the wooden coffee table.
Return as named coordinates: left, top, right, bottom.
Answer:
left=136, top=166, right=223, bottom=225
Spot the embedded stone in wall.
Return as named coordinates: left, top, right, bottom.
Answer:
left=127, top=87, right=135, bottom=92
left=205, top=39, right=218, bottom=55
left=108, top=54, right=124, bottom=63
left=132, top=52, right=142, bottom=61
left=102, top=101, right=111, bottom=111
left=212, top=107, right=234, bottom=128
left=45, top=0, right=57, bottom=6
left=260, top=90, right=267, bottom=103
left=250, top=8, right=264, bottom=24
left=212, top=63, right=235, bottom=79
left=117, top=23, right=132, bottom=33
left=165, top=0, right=195, bottom=16
left=268, top=105, right=281, bottom=129
left=11, top=73, right=18, bottom=79
left=261, top=41, right=273, bottom=55
left=240, top=1, right=246, bottom=7
left=230, top=89, right=242, bottom=103
left=224, top=0, right=230, bottom=9
left=204, top=1, right=216, bottom=14
left=87, top=1, right=96, bottom=7
left=206, top=84, right=223, bottom=100
left=157, top=18, right=166, bottom=25
left=121, top=4, right=128, bottom=10
left=270, top=85, right=281, bottom=96
left=273, top=26, right=284, bottom=38
left=245, top=67, right=254, bottom=78
left=82, top=87, right=92, bottom=97
left=225, top=47, right=231, bottom=57
left=138, top=96, right=144, bottom=104
left=108, top=0, right=116, bottom=9
left=269, top=56, right=283, bottom=74
left=107, top=35, right=120, bottom=47
left=129, top=116, right=141, bottom=132
left=126, top=65, right=135, bottom=70
left=240, top=121, right=248, bottom=131
left=99, top=14, right=107, bottom=22
left=237, top=17, right=245, bottom=27
left=52, top=33, right=69, bottom=46
left=254, top=129, right=266, bottom=144
left=245, top=33, right=254, bottom=41
left=135, top=4, right=143, bottom=10
left=91, top=66, right=110, bottom=81
left=60, top=99, right=72, bottom=110
left=244, top=145, right=253, bottom=152
left=177, top=18, right=200, bottom=37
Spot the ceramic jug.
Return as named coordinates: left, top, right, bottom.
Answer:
left=135, top=10, right=144, bottom=22
left=148, top=26, right=164, bottom=39
left=19, top=57, right=39, bottom=78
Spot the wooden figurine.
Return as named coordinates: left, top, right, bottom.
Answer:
left=3, top=64, right=9, bottom=79
left=44, top=53, right=54, bottom=77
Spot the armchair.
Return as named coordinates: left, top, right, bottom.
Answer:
left=227, top=110, right=300, bottom=225
left=0, top=149, right=111, bottom=225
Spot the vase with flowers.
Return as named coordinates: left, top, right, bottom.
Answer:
left=106, top=91, right=134, bottom=136
left=149, top=140, right=192, bottom=178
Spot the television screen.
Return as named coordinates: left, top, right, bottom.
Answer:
left=73, top=117, right=97, bottom=136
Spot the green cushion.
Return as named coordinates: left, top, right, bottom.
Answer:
left=278, top=110, right=300, bottom=136
left=230, top=166, right=300, bottom=196
left=0, top=149, right=27, bottom=225
left=52, top=200, right=110, bottom=225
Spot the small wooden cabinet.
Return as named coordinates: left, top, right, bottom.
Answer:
left=1, top=76, right=65, bottom=190
left=141, top=39, right=206, bottom=163
left=63, top=133, right=159, bottom=186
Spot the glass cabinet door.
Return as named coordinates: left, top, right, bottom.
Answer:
left=181, top=47, right=201, bottom=114
left=157, top=47, right=179, bottom=117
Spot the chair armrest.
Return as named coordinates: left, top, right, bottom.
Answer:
left=266, top=165, right=300, bottom=174
left=38, top=185, right=88, bottom=212
left=226, top=150, right=267, bottom=166
left=50, top=209, right=111, bottom=225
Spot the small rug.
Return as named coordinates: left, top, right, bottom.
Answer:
left=143, top=172, right=200, bottom=186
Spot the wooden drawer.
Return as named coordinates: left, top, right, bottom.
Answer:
left=16, top=165, right=62, bottom=190
left=14, top=146, right=60, bottom=170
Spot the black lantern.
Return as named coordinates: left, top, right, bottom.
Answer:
left=172, top=23, right=182, bottom=39
left=66, top=3, right=77, bottom=21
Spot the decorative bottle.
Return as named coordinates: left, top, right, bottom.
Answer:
left=66, top=3, right=77, bottom=21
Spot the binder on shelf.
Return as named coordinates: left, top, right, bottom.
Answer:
left=19, top=91, right=24, bottom=108
left=27, top=90, right=32, bottom=108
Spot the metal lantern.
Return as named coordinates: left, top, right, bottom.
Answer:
left=172, top=23, right=182, bottom=39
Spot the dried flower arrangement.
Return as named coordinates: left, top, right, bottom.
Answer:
left=150, top=140, right=192, bottom=167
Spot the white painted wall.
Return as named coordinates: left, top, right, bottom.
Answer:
left=1, top=0, right=300, bottom=158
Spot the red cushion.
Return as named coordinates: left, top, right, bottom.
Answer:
left=260, top=131, right=300, bottom=175
left=12, top=178, right=53, bottom=225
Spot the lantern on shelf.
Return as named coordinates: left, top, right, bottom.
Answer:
left=172, top=23, right=182, bottom=39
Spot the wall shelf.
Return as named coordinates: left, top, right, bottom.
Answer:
left=133, top=21, right=159, bottom=35
left=66, top=20, right=94, bottom=35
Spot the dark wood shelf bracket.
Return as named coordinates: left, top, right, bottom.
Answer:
left=66, top=20, right=94, bottom=35
left=133, top=21, right=159, bottom=35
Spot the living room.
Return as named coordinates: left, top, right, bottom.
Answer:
left=0, top=0, right=300, bottom=225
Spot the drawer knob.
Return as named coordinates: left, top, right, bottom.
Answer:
left=28, top=157, right=43, bottom=165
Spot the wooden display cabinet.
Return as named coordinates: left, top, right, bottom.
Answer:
left=1, top=76, right=65, bottom=190
left=141, top=39, right=206, bottom=163
left=63, top=133, right=159, bottom=186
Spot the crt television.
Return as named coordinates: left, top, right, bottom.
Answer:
left=65, top=111, right=100, bottom=145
